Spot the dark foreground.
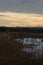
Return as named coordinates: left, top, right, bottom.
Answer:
left=0, top=27, right=43, bottom=38
left=0, top=32, right=43, bottom=65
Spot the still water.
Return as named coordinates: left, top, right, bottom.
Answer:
left=16, top=38, right=43, bottom=58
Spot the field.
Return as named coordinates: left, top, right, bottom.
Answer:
left=9, top=32, right=43, bottom=38
left=0, top=31, right=43, bottom=65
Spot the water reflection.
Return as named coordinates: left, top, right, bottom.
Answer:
left=16, top=38, right=43, bottom=58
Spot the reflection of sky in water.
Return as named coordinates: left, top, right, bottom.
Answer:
left=16, top=38, right=43, bottom=57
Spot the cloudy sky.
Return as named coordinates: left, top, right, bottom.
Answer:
left=0, top=0, right=43, bottom=27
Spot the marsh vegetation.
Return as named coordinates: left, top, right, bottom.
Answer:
left=0, top=32, right=43, bottom=65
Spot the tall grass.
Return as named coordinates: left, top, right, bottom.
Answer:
left=0, top=32, right=43, bottom=65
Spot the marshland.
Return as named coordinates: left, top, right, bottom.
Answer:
left=0, top=27, right=43, bottom=65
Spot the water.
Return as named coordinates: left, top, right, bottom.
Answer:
left=16, top=38, right=43, bottom=58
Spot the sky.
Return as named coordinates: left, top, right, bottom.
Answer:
left=0, top=0, right=43, bottom=27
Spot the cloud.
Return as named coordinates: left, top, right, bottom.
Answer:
left=0, top=15, right=6, bottom=17
left=0, top=12, right=43, bottom=27
left=0, top=0, right=43, bottom=14
left=21, top=0, right=36, bottom=4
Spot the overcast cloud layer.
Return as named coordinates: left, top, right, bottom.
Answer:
left=0, top=0, right=43, bottom=27
left=0, top=0, right=43, bottom=14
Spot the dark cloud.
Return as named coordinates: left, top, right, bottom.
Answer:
left=0, top=0, right=43, bottom=14
left=21, top=0, right=36, bottom=4
left=0, top=15, right=6, bottom=17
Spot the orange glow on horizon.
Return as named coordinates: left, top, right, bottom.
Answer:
left=0, top=12, right=43, bottom=27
